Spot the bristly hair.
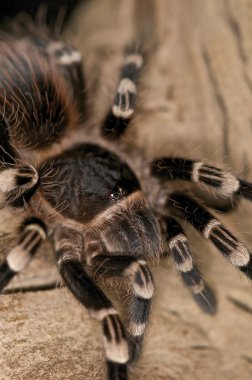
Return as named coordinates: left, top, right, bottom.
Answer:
left=0, top=3, right=67, bottom=41
left=0, top=39, right=79, bottom=150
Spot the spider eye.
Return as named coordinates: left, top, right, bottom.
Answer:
left=110, top=187, right=126, bottom=202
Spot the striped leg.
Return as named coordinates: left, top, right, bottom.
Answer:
left=151, top=157, right=252, bottom=200
left=88, top=253, right=154, bottom=363
left=27, top=34, right=86, bottom=122
left=102, top=51, right=143, bottom=140
left=167, top=193, right=252, bottom=278
left=53, top=227, right=129, bottom=380
left=45, top=41, right=86, bottom=122
left=164, top=217, right=216, bottom=314
left=0, top=164, right=39, bottom=208
left=0, top=216, right=46, bottom=291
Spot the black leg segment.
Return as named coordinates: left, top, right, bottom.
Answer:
left=45, top=40, right=86, bottom=123
left=88, top=252, right=154, bottom=364
left=102, top=51, right=143, bottom=140
left=164, top=217, right=216, bottom=314
left=151, top=157, right=252, bottom=200
left=54, top=226, right=129, bottom=380
left=0, top=216, right=47, bottom=291
left=167, top=193, right=252, bottom=279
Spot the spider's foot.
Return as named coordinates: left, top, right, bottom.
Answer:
left=181, top=268, right=217, bottom=315
left=128, top=335, right=143, bottom=365
left=192, top=285, right=217, bottom=315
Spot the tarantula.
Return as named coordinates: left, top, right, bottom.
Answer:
left=1, top=21, right=252, bottom=380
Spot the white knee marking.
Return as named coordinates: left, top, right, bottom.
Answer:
left=203, top=219, right=221, bottom=239
left=103, top=315, right=129, bottom=363
left=128, top=322, right=146, bottom=337
left=0, top=169, right=17, bottom=192
left=134, top=280, right=154, bottom=299
left=6, top=224, right=45, bottom=272
left=57, top=50, right=82, bottom=65
left=126, top=261, right=154, bottom=299
left=26, top=224, right=46, bottom=240
left=117, top=78, right=136, bottom=95
left=112, top=78, right=136, bottom=118
left=104, top=338, right=129, bottom=364
left=0, top=166, right=38, bottom=195
left=229, top=244, right=250, bottom=267
left=125, top=54, right=143, bottom=69
left=192, top=162, right=204, bottom=183
left=218, top=172, right=240, bottom=197
left=7, top=246, right=31, bottom=272
left=47, top=41, right=82, bottom=65
left=169, top=234, right=194, bottom=272
left=112, top=104, right=134, bottom=118
left=193, top=163, right=240, bottom=197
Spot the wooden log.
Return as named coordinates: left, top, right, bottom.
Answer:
left=1, top=0, right=252, bottom=379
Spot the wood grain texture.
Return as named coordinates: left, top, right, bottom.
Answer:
left=1, top=0, right=252, bottom=379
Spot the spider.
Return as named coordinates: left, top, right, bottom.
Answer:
left=1, top=21, right=252, bottom=380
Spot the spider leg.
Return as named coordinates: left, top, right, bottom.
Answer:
left=87, top=246, right=154, bottom=363
left=53, top=226, right=129, bottom=380
left=0, top=102, right=39, bottom=208
left=21, top=32, right=86, bottom=123
left=166, top=192, right=252, bottom=279
left=0, top=216, right=46, bottom=291
left=0, top=164, right=39, bottom=208
left=45, top=41, right=86, bottom=122
left=163, top=216, right=216, bottom=314
left=151, top=157, right=252, bottom=201
left=101, top=50, right=143, bottom=140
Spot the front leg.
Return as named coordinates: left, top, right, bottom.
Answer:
left=0, top=118, right=38, bottom=208
left=0, top=216, right=47, bottom=291
left=151, top=157, right=252, bottom=201
left=0, top=164, right=39, bottom=208
left=53, top=226, right=129, bottom=380
left=45, top=41, right=86, bottom=122
left=86, top=240, right=154, bottom=363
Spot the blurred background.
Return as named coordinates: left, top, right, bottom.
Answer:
left=0, top=0, right=83, bottom=26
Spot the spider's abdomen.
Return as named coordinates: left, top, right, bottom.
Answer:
left=38, top=143, right=141, bottom=223
left=0, top=39, right=79, bottom=150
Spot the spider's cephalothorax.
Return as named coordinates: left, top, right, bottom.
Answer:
left=38, top=143, right=162, bottom=259
left=1, top=23, right=252, bottom=380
